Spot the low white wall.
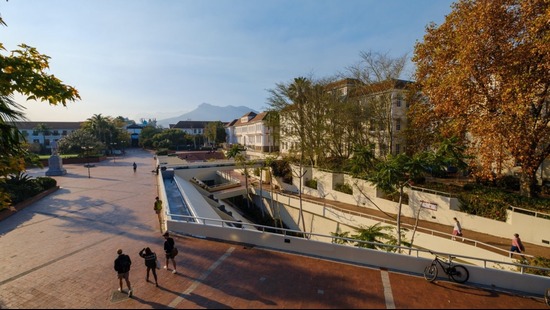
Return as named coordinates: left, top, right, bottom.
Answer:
left=256, top=189, right=518, bottom=268
left=166, top=219, right=550, bottom=297
left=290, top=165, right=550, bottom=248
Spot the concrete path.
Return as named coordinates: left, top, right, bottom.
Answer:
left=0, top=148, right=547, bottom=308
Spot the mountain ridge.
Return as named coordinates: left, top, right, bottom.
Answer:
left=157, top=103, right=259, bottom=127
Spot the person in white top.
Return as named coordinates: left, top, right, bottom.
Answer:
left=451, top=217, right=462, bottom=241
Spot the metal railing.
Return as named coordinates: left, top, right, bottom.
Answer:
left=277, top=191, right=532, bottom=259
left=166, top=213, right=550, bottom=276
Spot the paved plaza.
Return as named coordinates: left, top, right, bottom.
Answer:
left=0, top=148, right=547, bottom=309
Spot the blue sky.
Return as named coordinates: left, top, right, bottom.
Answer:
left=1, top=0, right=455, bottom=123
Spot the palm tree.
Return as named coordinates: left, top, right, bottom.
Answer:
left=288, top=77, right=312, bottom=234
left=0, top=95, right=26, bottom=155
left=34, top=123, right=51, bottom=153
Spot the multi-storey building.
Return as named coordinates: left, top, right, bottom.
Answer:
left=279, top=78, right=411, bottom=158
left=14, top=121, right=83, bottom=153
left=228, top=111, right=277, bottom=153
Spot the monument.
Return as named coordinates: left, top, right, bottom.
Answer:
left=45, top=140, right=66, bottom=176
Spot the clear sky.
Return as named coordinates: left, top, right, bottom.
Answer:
left=1, top=0, right=455, bottom=123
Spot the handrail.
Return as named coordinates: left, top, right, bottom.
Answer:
left=166, top=213, right=550, bottom=276
left=507, top=205, right=550, bottom=220
left=409, top=185, right=454, bottom=198
left=276, top=191, right=531, bottom=259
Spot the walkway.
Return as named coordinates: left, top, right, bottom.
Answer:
left=0, top=148, right=547, bottom=308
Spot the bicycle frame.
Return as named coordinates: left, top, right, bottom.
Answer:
left=424, top=251, right=470, bottom=283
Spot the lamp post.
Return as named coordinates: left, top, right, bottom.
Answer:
left=81, top=146, right=93, bottom=178
left=110, top=142, right=117, bottom=163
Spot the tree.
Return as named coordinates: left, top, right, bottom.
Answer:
left=33, top=123, right=50, bottom=153
left=412, top=0, right=550, bottom=197
left=225, top=144, right=242, bottom=159
left=139, top=126, right=163, bottom=149
left=57, top=129, right=103, bottom=156
left=204, top=121, right=227, bottom=146
left=0, top=21, right=80, bottom=208
left=356, top=138, right=467, bottom=248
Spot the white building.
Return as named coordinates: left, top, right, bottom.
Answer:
left=228, top=111, right=277, bottom=153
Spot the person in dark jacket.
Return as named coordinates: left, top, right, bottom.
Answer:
left=114, top=249, right=133, bottom=297
left=163, top=232, right=177, bottom=274
left=139, top=247, right=159, bottom=286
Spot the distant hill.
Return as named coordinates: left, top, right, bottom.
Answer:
left=157, top=103, right=259, bottom=127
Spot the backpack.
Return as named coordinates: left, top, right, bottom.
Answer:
left=116, top=254, right=131, bottom=273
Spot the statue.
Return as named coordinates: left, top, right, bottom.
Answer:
left=46, top=140, right=66, bottom=176
left=51, top=140, right=58, bottom=155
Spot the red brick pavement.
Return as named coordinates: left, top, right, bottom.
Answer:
left=0, top=148, right=547, bottom=309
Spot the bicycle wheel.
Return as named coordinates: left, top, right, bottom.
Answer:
left=449, top=265, right=469, bottom=283
left=423, top=264, right=438, bottom=282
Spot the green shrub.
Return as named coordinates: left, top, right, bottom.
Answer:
left=35, top=177, right=57, bottom=190
left=495, top=175, right=520, bottom=191
left=305, top=179, right=318, bottom=189
left=334, top=183, right=353, bottom=195
left=271, top=160, right=292, bottom=184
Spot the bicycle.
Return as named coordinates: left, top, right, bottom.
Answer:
left=423, top=250, right=470, bottom=283
left=545, top=287, right=550, bottom=307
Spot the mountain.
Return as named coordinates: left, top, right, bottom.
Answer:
left=157, top=103, right=259, bottom=127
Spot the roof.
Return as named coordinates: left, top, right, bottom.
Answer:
left=13, top=121, right=83, bottom=130
left=171, top=121, right=215, bottom=129
left=233, top=111, right=268, bottom=127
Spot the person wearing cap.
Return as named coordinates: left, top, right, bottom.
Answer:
left=163, top=232, right=177, bottom=274
left=113, top=249, right=133, bottom=297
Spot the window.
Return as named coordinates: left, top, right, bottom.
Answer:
left=32, top=130, right=38, bottom=135
left=396, top=144, right=400, bottom=154
left=396, top=119, right=401, bottom=131
left=62, top=130, right=68, bottom=135
left=52, top=130, right=59, bottom=136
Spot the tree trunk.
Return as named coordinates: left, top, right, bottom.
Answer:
left=396, top=185, right=404, bottom=251
left=519, top=170, right=537, bottom=198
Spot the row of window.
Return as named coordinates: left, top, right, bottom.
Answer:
left=24, top=130, right=70, bottom=136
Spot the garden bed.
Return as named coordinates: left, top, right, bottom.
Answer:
left=0, top=186, right=60, bottom=222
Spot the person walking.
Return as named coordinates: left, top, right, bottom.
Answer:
left=451, top=217, right=463, bottom=241
left=139, top=247, right=159, bottom=287
left=114, top=249, right=133, bottom=297
left=510, top=233, right=525, bottom=258
left=163, top=232, right=177, bottom=274
left=154, top=196, right=163, bottom=224
left=133, top=162, right=137, bottom=172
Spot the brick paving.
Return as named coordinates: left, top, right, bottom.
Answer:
left=0, top=148, right=547, bottom=309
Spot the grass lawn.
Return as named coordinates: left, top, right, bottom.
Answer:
left=38, top=154, right=80, bottom=160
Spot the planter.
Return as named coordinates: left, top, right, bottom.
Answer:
left=0, top=186, right=60, bottom=222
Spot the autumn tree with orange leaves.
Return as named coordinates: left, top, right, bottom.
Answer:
left=411, top=0, right=549, bottom=198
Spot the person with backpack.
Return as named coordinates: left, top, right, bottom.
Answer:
left=114, top=249, right=133, bottom=297
left=510, top=233, right=526, bottom=258
left=139, top=247, right=159, bottom=287
left=163, top=232, right=177, bottom=274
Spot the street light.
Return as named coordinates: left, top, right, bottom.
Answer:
left=81, top=146, right=93, bottom=178
left=110, top=142, right=117, bottom=163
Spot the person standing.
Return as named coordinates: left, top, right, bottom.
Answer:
left=154, top=197, right=163, bottom=222
left=163, top=232, right=177, bottom=274
left=451, top=217, right=462, bottom=241
left=510, top=233, right=525, bottom=258
left=133, top=162, right=137, bottom=172
left=139, top=247, right=159, bottom=287
left=114, top=249, right=133, bottom=297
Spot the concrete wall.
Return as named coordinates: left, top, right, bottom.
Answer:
left=166, top=219, right=550, bottom=297
left=288, top=165, right=550, bottom=248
